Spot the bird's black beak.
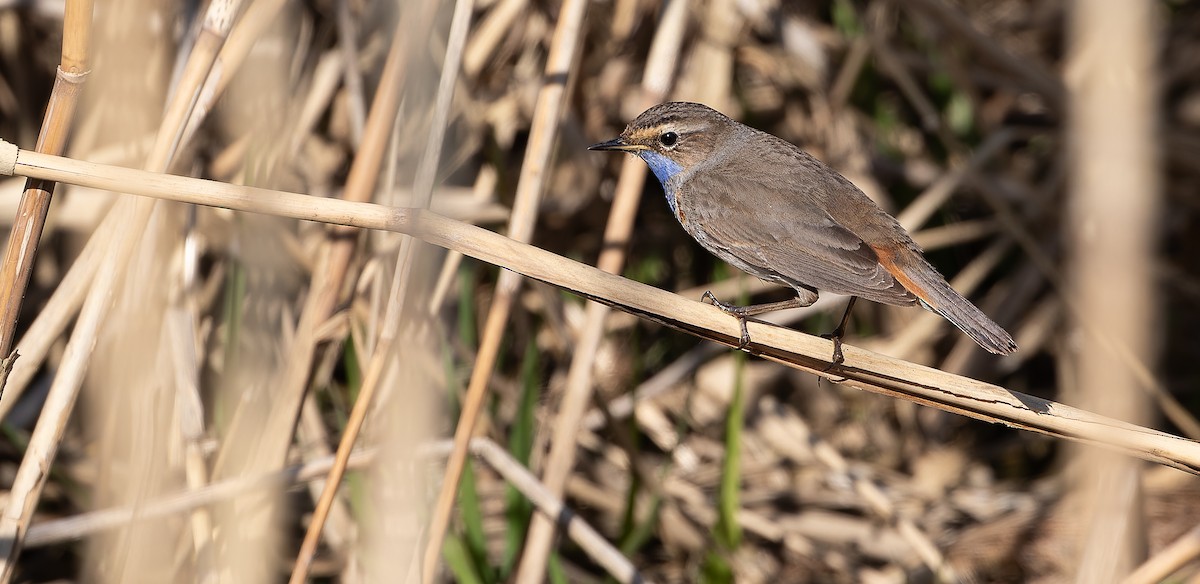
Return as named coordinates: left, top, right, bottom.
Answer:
left=588, top=137, right=641, bottom=152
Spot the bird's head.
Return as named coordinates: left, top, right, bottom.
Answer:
left=589, top=102, right=734, bottom=185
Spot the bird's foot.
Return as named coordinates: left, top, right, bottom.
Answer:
left=820, top=326, right=848, bottom=371
left=702, top=291, right=752, bottom=350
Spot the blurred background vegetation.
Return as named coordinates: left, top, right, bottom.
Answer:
left=0, top=0, right=1197, bottom=582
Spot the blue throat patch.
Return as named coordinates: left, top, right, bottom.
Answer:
left=638, top=151, right=684, bottom=216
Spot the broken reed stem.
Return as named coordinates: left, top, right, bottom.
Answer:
left=2, top=143, right=1200, bottom=477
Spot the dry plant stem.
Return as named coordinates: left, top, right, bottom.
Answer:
left=0, top=198, right=148, bottom=583
left=1067, top=1, right=1159, bottom=579
left=21, top=438, right=645, bottom=581
left=462, top=0, right=526, bottom=77
left=165, top=309, right=215, bottom=566
left=0, top=0, right=91, bottom=362
left=221, top=14, right=411, bottom=485
left=1123, top=524, right=1200, bottom=584
left=0, top=0, right=253, bottom=422
left=5, top=147, right=1200, bottom=472
left=0, top=195, right=103, bottom=421
left=467, top=439, right=648, bottom=584
left=0, top=0, right=241, bottom=576
left=515, top=159, right=650, bottom=582
left=970, top=178, right=1200, bottom=439
left=25, top=448, right=379, bottom=548
left=516, top=0, right=687, bottom=578
left=422, top=0, right=588, bottom=579
left=179, top=0, right=292, bottom=147
left=289, top=330, right=396, bottom=584
left=336, top=0, right=366, bottom=145
left=290, top=0, right=473, bottom=580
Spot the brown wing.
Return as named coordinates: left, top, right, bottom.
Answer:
left=677, top=142, right=917, bottom=307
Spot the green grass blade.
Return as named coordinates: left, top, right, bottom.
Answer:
left=459, top=460, right=495, bottom=583
left=443, top=534, right=487, bottom=584
left=501, top=340, right=540, bottom=577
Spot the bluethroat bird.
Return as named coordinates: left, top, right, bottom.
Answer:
left=590, top=102, right=1017, bottom=362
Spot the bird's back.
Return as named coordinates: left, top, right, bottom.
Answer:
left=675, top=125, right=920, bottom=307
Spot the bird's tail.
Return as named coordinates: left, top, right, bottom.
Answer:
left=874, top=245, right=1017, bottom=355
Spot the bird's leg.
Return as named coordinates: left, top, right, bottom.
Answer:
left=702, top=290, right=816, bottom=350
left=821, top=297, right=858, bottom=365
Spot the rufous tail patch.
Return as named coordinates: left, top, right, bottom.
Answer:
left=870, top=243, right=936, bottom=310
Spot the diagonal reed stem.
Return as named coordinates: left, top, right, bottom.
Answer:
left=2, top=143, right=1199, bottom=477
left=420, top=0, right=589, bottom=580
left=0, top=0, right=92, bottom=382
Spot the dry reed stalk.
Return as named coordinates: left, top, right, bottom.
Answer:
left=335, top=0, right=366, bottom=145
left=1123, top=524, right=1200, bottom=584
left=2, top=143, right=1199, bottom=473
left=466, top=438, right=648, bottom=584
left=211, top=9, right=416, bottom=488
left=0, top=0, right=243, bottom=577
left=426, top=165, right=498, bottom=311
left=178, top=0, right=292, bottom=148
left=1066, top=1, right=1160, bottom=579
left=910, top=219, right=998, bottom=251
left=24, top=448, right=379, bottom=548
left=421, top=0, right=590, bottom=579
left=289, top=0, right=475, bottom=580
left=0, top=0, right=91, bottom=367
left=462, top=0, right=525, bottom=77
left=967, top=174, right=1200, bottom=439
left=514, top=1, right=688, bottom=578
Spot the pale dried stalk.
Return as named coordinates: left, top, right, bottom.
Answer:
left=165, top=308, right=215, bottom=570
left=0, top=0, right=92, bottom=362
left=289, top=0, right=474, bottom=580
left=30, top=434, right=638, bottom=584
left=0, top=0, right=243, bottom=577
left=212, top=11, right=414, bottom=490
left=3, top=144, right=1200, bottom=474
left=515, top=0, right=688, bottom=579
left=335, top=0, right=366, bottom=145
left=1066, top=1, right=1159, bottom=579
left=462, top=0, right=526, bottom=77
left=178, top=0, right=292, bottom=148
left=467, top=439, right=648, bottom=584
left=967, top=177, right=1199, bottom=439
left=1123, top=524, right=1200, bottom=584
left=421, top=0, right=590, bottom=579
left=0, top=0, right=286, bottom=419
left=25, top=449, right=379, bottom=548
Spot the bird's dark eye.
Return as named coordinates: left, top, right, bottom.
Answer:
left=659, top=131, right=679, bottom=148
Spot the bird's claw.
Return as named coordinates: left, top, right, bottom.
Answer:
left=703, top=290, right=752, bottom=350
left=820, top=331, right=846, bottom=371
left=735, top=317, right=751, bottom=350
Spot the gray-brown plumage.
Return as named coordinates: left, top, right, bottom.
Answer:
left=590, top=101, right=1016, bottom=358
